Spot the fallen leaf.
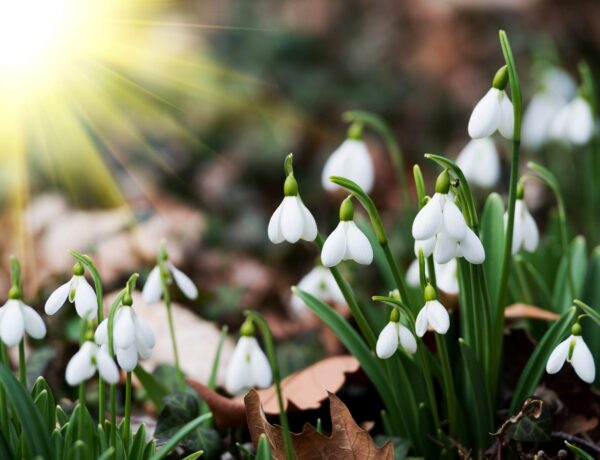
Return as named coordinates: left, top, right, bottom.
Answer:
left=491, top=398, right=550, bottom=445
left=245, top=389, right=393, bottom=460
left=504, top=304, right=560, bottom=321
left=555, top=414, right=598, bottom=435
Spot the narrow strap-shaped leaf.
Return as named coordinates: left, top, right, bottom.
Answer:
left=0, top=426, right=15, bottom=460
left=255, top=433, right=273, bottom=460
left=182, top=452, right=204, bottom=460
left=565, top=441, right=595, bottom=460
left=480, top=193, right=505, bottom=312
left=134, top=365, right=168, bottom=412
left=149, top=413, right=212, bottom=460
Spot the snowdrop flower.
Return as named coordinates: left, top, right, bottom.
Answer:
left=95, top=302, right=156, bottom=372
left=321, top=196, right=373, bottom=267
left=455, top=138, right=500, bottom=188
left=468, top=65, right=514, bottom=140
left=45, top=262, right=97, bottom=320
left=0, top=288, right=46, bottom=347
left=505, top=187, right=539, bottom=254
left=406, top=257, right=459, bottom=295
left=226, top=320, right=272, bottom=394
left=268, top=169, right=317, bottom=244
left=415, top=285, right=450, bottom=337
left=376, top=308, right=417, bottom=359
left=142, top=247, right=198, bottom=304
left=65, top=341, right=119, bottom=386
left=546, top=323, right=595, bottom=383
left=548, top=96, right=594, bottom=146
left=290, top=266, right=345, bottom=315
left=321, top=124, right=374, bottom=193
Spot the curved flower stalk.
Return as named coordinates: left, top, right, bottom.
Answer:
left=504, top=184, right=539, bottom=254
left=546, top=322, right=595, bottom=383
left=376, top=308, right=417, bottom=359
left=321, top=123, right=375, bottom=193
left=407, top=257, right=459, bottom=295
left=142, top=249, right=198, bottom=304
left=455, top=138, right=500, bottom=188
left=415, top=284, right=450, bottom=337
left=468, top=65, right=514, bottom=140
left=548, top=95, right=594, bottom=145
left=268, top=154, right=317, bottom=244
left=45, top=262, right=97, bottom=320
left=290, top=266, right=346, bottom=316
left=225, top=319, right=272, bottom=394
left=66, top=341, right=119, bottom=386
left=321, top=196, right=373, bottom=267
left=0, top=293, right=46, bottom=347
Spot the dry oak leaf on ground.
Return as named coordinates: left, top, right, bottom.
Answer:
left=504, top=303, right=560, bottom=321
left=188, top=355, right=360, bottom=429
left=245, top=388, right=393, bottom=460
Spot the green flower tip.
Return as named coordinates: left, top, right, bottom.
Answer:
left=435, top=169, right=451, bottom=194
left=389, top=308, right=400, bottom=323
left=283, top=174, right=298, bottom=196
left=284, top=153, right=294, bottom=176
left=492, top=65, right=509, bottom=90
left=159, top=239, right=169, bottom=261
left=389, top=289, right=401, bottom=301
left=347, top=122, right=363, bottom=140
left=339, top=196, right=354, bottom=221
left=8, top=286, right=21, bottom=300
left=571, top=322, right=582, bottom=336
left=122, top=293, right=133, bottom=307
left=424, top=284, right=437, bottom=302
left=72, top=262, right=85, bottom=277
left=240, top=318, right=255, bottom=337
left=516, top=181, right=524, bottom=200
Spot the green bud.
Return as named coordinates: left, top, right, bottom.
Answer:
left=424, top=284, right=437, bottom=302
left=389, top=308, right=400, bottom=323
left=516, top=181, right=524, bottom=200
left=122, top=293, right=133, bottom=306
left=435, top=170, right=451, bottom=194
left=492, top=65, right=509, bottom=90
left=339, top=196, right=354, bottom=221
left=571, top=322, right=582, bottom=336
left=283, top=174, right=298, bottom=197
left=347, top=122, right=363, bottom=140
left=240, top=318, right=255, bottom=337
left=389, top=289, right=401, bottom=300
left=8, top=286, right=21, bottom=300
left=72, top=262, right=84, bottom=277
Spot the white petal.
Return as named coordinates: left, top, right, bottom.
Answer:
left=414, top=237, right=436, bottom=258
left=280, top=197, right=304, bottom=243
left=460, top=228, right=485, bottom=264
left=321, top=223, right=347, bottom=267
left=133, top=314, right=156, bottom=349
left=571, top=336, right=595, bottom=383
left=426, top=300, right=450, bottom=335
left=0, top=301, right=24, bottom=346
left=455, top=140, right=477, bottom=180
left=225, top=337, right=254, bottom=394
left=299, top=200, right=317, bottom=241
left=344, top=222, right=373, bottom=265
left=567, top=98, right=594, bottom=145
left=113, top=307, right=135, bottom=349
left=94, top=319, right=109, bottom=345
left=468, top=88, right=502, bottom=139
left=509, top=200, right=524, bottom=255
left=415, top=307, right=429, bottom=338
left=44, top=281, right=71, bottom=315
left=96, top=345, right=120, bottom=384
left=546, top=337, right=570, bottom=374
left=168, top=262, right=198, bottom=300
left=267, top=201, right=285, bottom=244
left=522, top=204, right=539, bottom=252
left=471, top=138, right=500, bottom=188
left=116, top=345, right=138, bottom=372
left=249, top=339, right=272, bottom=388
left=322, top=143, right=347, bottom=191
left=498, top=92, right=514, bottom=140
left=346, top=140, right=375, bottom=193
left=548, top=104, right=571, bottom=141
left=65, top=342, right=97, bottom=386
left=522, top=93, right=562, bottom=150
left=376, top=322, right=399, bottom=359
left=442, top=199, right=467, bottom=241
left=142, top=266, right=163, bottom=304
left=412, top=194, right=443, bottom=240
left=74, top=277, right=97, bottom=320
left=398, top=324, right=417, bottom=354
left=406, top=259, right=421, bottom=288
left=434, top=233, right=458, bottom=265
left=436, top=259, right=459, bottom=295
left=22, top=305, right=46, bottom=339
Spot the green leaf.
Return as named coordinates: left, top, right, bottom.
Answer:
left=0, top=426, right=15, bottom=460
left=505, top=403, right=551, bottom=442
left=98, top=447, right=116, bottom=460
left=183, top=452, right=204, bottom=460
left=480, top=193, right=505, bottom=310
left=31, top=377, right=57, bottom=432
left=374, top=436, right=411, bottom=460
left=255, top=434, right=273, bottom=460
left=129, top=424, right=147, bottom=459
left=149, top=413, right=212, bottom=460
left=134, top=365, right=168, bottom=411
left=565, top=441, right=596, bottom=460
left=552, top=236, right=587, bottom=311
left=26, top=347, right=56, bottom=387
left=52, top=429, right=63, bottom=460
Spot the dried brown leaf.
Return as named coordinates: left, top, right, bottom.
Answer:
left=504, top=303, right=560, bottom=321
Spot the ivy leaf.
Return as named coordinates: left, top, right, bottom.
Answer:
left=492, top=398, right=551, bottom=444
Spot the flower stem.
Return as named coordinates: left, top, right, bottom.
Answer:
left=18, top=340, right=26, bottom=387
left=159, top=265, right=185, bottom=391
left=124, top=372, right=132, bottom=448
left=435, top=334, right=459, bottom=439
left=78, top=382, right=86, bottom=440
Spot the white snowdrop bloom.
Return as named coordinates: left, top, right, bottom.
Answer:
left=0, top=298, right=46, bottom=347
left=226, top=334, right=272, bottom=394
left=505, top=197, right=539, bottom=254
left=406, top=258, right=459, bottom=295
left=546, top=325, right=595, bottom=383
left=290, top=266, right=345, bottom=315
left=45, top=263, right=97, bottom=320
left=376, top=310, right=417, bottom=359
left=95, top=306, right=156, bottom=372
left=268, top=173, right=317, bottom=244
left=455, top=138, right=500, bottom=188
left=65, top=341, right=120, bottom=386
left=548, top=96, right=594, bottom=146
left=415, top=285, right=450, bottom=337
left=321, top=197, right=373, bottom=267
left=456, top=228, right=486, bottom=265
left=321, top=137, right=374, bottom=193
left=142, top=261, right=198, bottom=304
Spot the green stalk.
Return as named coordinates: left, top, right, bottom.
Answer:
left=245, top=311, right=294, bottom=460
left=580, top=62, right=598, bottom=245
left=435, top=334, right=459, bottom=439
left=18, top=340, right=26, bottom=386
left=107, top=291, right=125, bottom=450
left=124, top=372, right=132, bottom=448
left=78, top=383, right=86, bottom=439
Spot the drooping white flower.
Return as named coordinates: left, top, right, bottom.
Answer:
left=455, top=138, right=500, bottom=188
left=548, top=96, right=594, bottom=146
left=415, top=285, right=450, bottom=337
left=546, top=325, right=595, bottom=383
left=65, top=341, right=119, bottom=386
left=95, top=306, right=156, bottom=372
left=268, top=172, right=317, bottom=244
left=45, top=263, right=97, bottom=320
left=0, top=298, right=46, bottom=347
left=290, top=266, right=345, bottom=315
left=505, top=197, right=539, bottom=254
left=225, top=333, right=272, bottom=394
left=322, top=137, right=374, bottom=193
left=376, top=310, right=417, bottom=359
left=321, top=197, right=373, bottom=267
left=142, top=260, right=198, bottom=304
left=406, top=258, right=459, bottom=295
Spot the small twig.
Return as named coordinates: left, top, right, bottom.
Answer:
left=551, top=431, right=600, bottom=455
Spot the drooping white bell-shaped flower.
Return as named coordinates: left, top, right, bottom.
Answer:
left=142, top=259, right=198, bottom=304
left=376, top=309, right=417, bottom=359
left=321, top=125, right=374, bottom=193
left=0, top=295, right=46, bottom=347
left=455, top=138, right=500, bottom=188
left=546, top=323, right=595, bottom=383
left=65, top=341, right=120, bottom=386
left=225, top=321, right=272, bottom=394
left=45, top=262, right=97, bottom=320
left=290, top=266, right=345, bottom=315
left=95, top=304, right=156, bottom=372
left=268, top=172, right=317, bottom=244
left=406, top=257, right=459, bottom=295
left=415, top=285, right=450, bottom=337
left=468, top=66, right=514, bottom=140
left=548, top=96, right=594, bottom=146
left=321, top=196, right=373, bottom=267
left=505, top=191, right=539, bottom=254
